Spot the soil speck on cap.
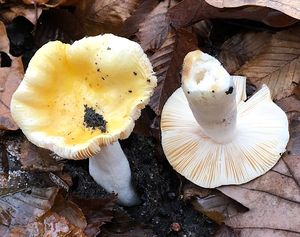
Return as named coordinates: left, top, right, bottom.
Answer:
left=83, top=105, right=107, bottom=132
left=225, top=86, right=233, bottom=95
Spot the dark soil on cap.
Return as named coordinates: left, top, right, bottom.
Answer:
left=83, top=104, right=107, bottom=132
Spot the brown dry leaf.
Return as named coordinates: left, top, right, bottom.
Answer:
left=137, top=0, right=176, bottom=51
left=0, top=4, right=42, bottom=25
left=205, top=0, right=300, bottom=21
left=22, top=0, right=79, bottom=7
left=219, top=32, right=271, bottom=74
left=219, top=26, right=300, bottom=101
left=71, top=195, right=117, bottom=237
left=20, top=139, right=64, bottom=172
left=234, top=26, right=300, bottom=101
left=76, top=0, right=139, bottom=35
left=121, top=0, right=158, bottom=37
left=99, top=208, right=154, bottom=237
left=168, top=0, right=298, bottom=29
left=149, top=29, right=198, bottom=115
left=0, top=21, right=23, bottom=130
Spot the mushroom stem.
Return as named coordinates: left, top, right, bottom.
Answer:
left=181, top=51, right=237, bottom=144
left=89, top=141, right=140, bottom=206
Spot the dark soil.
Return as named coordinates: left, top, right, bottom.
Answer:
left=64, top=134, right=216, bottom=237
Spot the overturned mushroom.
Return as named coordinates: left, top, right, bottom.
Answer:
left=11, top=34, right=157, bottom=206
left=161, top=50, right=289, bottom=188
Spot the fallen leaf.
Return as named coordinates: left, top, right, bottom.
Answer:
left=137, top=0, right=175, bottom=51
left=20, top=139, right=64, bottom=172
left=22, top=0, right=79, bottom=7
left=76, top=0, right=139, bottom=35
left=0, top=187, right=59, bottom=226
left=0, top=21, right=23, bottom=130
left=213, top=225, right=236, bottom=237
left=168, top=0, right=298, bottom=29
left=149, top=29, right=198, bottom=115
left=121, top=0, right=158, bottom=37
left=219, top=26, right=300, bottom=101
left=71, top=195, right=117, bottom=237
left=99, top=208, right=154, bottom=237
left=0, top=4, right=42, bottom=25
left=34, top=9, right=86, bottom=47
left=235, top=26, right=300, bottom=101
left=205, top=0, right=300, bottom=21
left=219, top=32, right=271, bottom=74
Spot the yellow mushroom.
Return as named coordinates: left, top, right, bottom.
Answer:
left=11, top=34, right=157, bottom=206
left=161, top=50, right=289, bottom=188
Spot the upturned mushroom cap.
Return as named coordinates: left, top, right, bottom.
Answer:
left=11, top=34, right=156, bottom=159
left=161, top=51, right=289, bottom=188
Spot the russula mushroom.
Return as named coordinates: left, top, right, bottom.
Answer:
left=161, top=50, right=289, bottom=188
left=10, top=34, right=157, bottom=206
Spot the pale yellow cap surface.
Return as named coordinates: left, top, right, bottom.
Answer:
left=11, top=34, right=156, bottom=159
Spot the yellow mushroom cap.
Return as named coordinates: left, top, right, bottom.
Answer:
left=11, top=34, right=157, bottom=159
left=161, top=75, right=289, bottom=188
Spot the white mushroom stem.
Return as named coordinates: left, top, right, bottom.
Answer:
left=181, top=51, right=237, bottom=144
left=89, top=141, right=140, bottom=206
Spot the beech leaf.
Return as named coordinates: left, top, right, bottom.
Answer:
left=137, top=0, right=175, bottom=51
left=234, top=26, right=300, bottom=101
left=205, top=0, right=300, bottom=21
left=0, top=21, right=23, bottom=130
left=219, top=27, right=300, bottom=101
left=76, top=0, right=139, bottom=35
left=168, top=0, right=298, bottom=29
left=149, top=29, right=198, bottom=115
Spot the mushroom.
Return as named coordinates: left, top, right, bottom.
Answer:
left=161, top=50, right=289, bottom=188
left=10, top=34, right=157, bottom=206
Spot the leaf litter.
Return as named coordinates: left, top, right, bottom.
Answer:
left=0, top=0, right=300, bottom=236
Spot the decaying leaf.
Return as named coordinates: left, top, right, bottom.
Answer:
left=76, top=0, right=139, bottom=35
left=20, top=139, right=64, bottom=172
left=168, top=0, right=298, bottom=29
left=71, top=195, right=117, bottom=237
left=0, top=22, right=23, bottom=130
left=22, top=0, right=79, bottom=7
left=149, top=29, right=198, bottom=115
left=137, top=0, right=175, bottom=51
left=205, top=0, right=300, bottom=21
left=99, top=208, right=154, bottom=237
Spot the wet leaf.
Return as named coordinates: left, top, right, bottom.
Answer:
left=149, top=29, right=198, bottom=115
left=137, top=0, right=175, bottom=51
left=219, top=26, right=300, bottom=101
left=71, top=194, right=117, bottom=237
left=168, top=0, right=298, bottom=29
left=0, top=187, right=59, bottom=226
left=20, top=139, right=64, bottom=172
left=0, top=21, right=23, bottom=130
left=76, top=0, right=139, bottom=35
left=205, top=0, right=300, bottom=21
